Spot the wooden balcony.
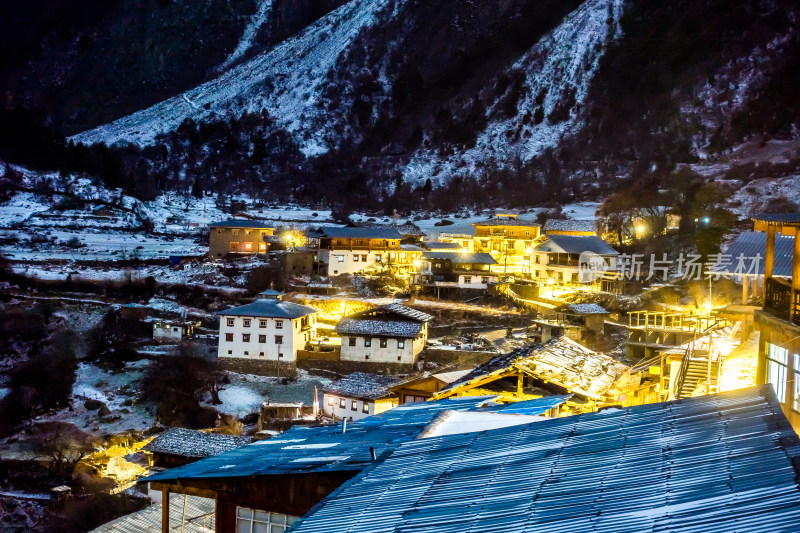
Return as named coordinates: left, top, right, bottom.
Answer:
left=764, top=277, right=800, bottom=326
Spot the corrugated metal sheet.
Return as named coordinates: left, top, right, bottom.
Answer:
left=289, top=385, right=800, bottom=533
left=145, top=396, right=499, bottom=483
left=533, top=234, right=618, bottom=255
left=90, top=494, right=214, bottom=532
left=714, top=231, right=794, bottom=277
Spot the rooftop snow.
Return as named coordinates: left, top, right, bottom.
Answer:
left=313, top=226, right=402, bottom=240
left=558, top=303, right=609, bottom=315
left=322, top=372, right=400, bottom=400
left=142, top=428, right=251, bottom=459
left=543, top=218, right=597, bottom=233
left=334, top=318, right=423, bottom=339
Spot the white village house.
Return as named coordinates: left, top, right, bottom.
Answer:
left=322, top=372, right=400, bottom=421
left=310, top=226, right=404, bottom=276
left=334, top=303, right=433, bottom=365
left=217, top=290, right=318, bottom=363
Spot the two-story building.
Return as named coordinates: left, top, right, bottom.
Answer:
left=753, top=212, right=800, bottom=434
left=417, top=251, right=499, bottom=290
left=472, top=213, right=541, bottom=275
left=322, top=372, right=400, bottom=421
left=335, top=303, right=433, bottom=366
left=209, top=220, right=274, bottom=257
left=531, top=234, right=618, bottom=285
left=311, top=227, right=404, bottom=276
left=217, top=290, right=318, bottom=366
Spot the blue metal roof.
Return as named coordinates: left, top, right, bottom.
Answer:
left=289, top=385, right=800, bottom=533
left=315, top=226, right=402, bottom=240
left=217, top=298, right=318, bottom=319
left=144, top=396, right=500, bottom=483
left=208, top=219, right=274, bottom=229
left=714, top=231, right=794, bottom=277
left=476, top=395, right=572, bottom=415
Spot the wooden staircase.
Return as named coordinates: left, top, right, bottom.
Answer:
left=676, top=353, right=719, bottom=399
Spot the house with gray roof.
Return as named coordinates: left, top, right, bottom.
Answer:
left=322, top=372, right=401, bottom=421
left=143, top=428, right=252, bottom=469
left=335, top=304, right=433, bottom=367
left=217, top=290, right=319, bottom=367
left=543, top=218, right=597, bottom=236
left=417, top=251, right=499, bottom=290
left=531, top=233, right=618, bottom=284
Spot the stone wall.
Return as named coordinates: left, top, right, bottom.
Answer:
left=424, top=349, right=498, bottom=369
left=218, top=357, right=297, bottom=378
left=296, top=358, right=414, bottom=376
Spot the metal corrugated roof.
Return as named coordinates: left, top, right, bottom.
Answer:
left=543, top=219, right=597, bottom=233
left=334, top=318, right=423, bottom=338
left=322, top=372, right=400, bottom=400
left=424, top=242, right=463, bottom=250
left=476, top=395, right=572, bottom=415
left=472, top=218, right=541, bottom=228
left=208, top=219, right=273, bottom=229
left=289, top=385, right=800, bottom=533
left=751, top=212, right=800, bottom=223
left=144, top=396, right=500, bottom=483
left=315, top=226, right=402, bottom=239
left=713, top=231, right=794, bottom=277
left=558, top=303, right=609, bottom=315
left=533, top=234, right=619, bottom=255
left=217, top=299, right=318, bottom=319
left=421, top=251, right=497, bottom=265
left=90, top=494, right=214, bottom=532
left=142, top=428, right=251, bottom=458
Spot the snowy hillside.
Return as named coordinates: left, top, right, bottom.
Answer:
left=71, top=0, right=398, bottom=155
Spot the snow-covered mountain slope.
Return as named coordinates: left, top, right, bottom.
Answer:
left=71, top=0, right=398, bottom=155
left=217, top=0, right=275, bottom=72
left=404, top=0, right=623, bottom=185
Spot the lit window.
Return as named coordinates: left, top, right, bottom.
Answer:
left=380, top=338, right=387, bottom=348
left=362, top=403, right=369, bottom=413
left=353, top=255, right=359, bottom=262
left=362, top=254, right=368, bottom=262
left=339, top=398, right=345, bottom=408
left=227, top=318, right=235, bottom=327
left=230, top=242, right=239, bottom=251
left=243, top=319, right=251, bottom=328
left=225, top=333, right=233, bottom=342
left=244, top=242, right=253, bottom=251
left=767, top=343, right=789, bottom=403
left=328, top=396, right=334, bottom=406
left=245, top=230, right=251, bottom=235
left=351, top=401, right=358, bottom=411
left=235, top=507, right=297, bottom=533
left=276, top=321, right=283, bottom=329
left=259, top=243, right=267, bottom=252
left=337, top=255, right=345, bottom=262
left=259, top=335, right=266, bottom=343
left=242, top=334, right=250, bottom=342
left=275, top=335, right=283, bottom=345
left=398, top=340, right=405, bottom=349
left=375, top=255, right=382, bottom=262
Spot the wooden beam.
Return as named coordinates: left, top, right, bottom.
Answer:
left=517, top=373, right=523, bottom=396
left=162, top=487, right=169, bottom=533
left=764, top=224, right=776, bottom=299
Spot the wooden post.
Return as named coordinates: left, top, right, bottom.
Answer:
left=764, top=224, right=776, bottom=299
left=517, top=373, right=523, bottom=396
left=162, top=488, right=169, bottom=533
left=742, top=275, right=748, bottom=304
left=793, top=234, right=800, bottom=324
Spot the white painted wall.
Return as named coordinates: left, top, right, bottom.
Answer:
left=217, top=314, right=316, bottom=361
left=339, top=324, right=427, bottom=365
left=320, top=249, right=385, bottom=275
left=322, top=394, right=397, bottom=421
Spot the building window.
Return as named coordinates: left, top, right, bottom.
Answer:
left=380, top=338, right=387, bottom=348
left=481, top=277, right=489, bottom=284
left=260, top=320, right=267, bottom=328
left=398, top=340, right=405, bottom=349
left=365, top=354, right=370, bottom=360
left=767, top=343, right=789, bottom=403
left=353, top=255, right=359, bottom=262
left=230, top=242, right=239, bottom=251
left=244, top=242, right=253, bottom=251
left=242, top=334, right=251, bottom=342
left=232, top=229, right=239, bottom=236
left=245, top=230, right=251, bottom=235
left=327, top=396, right=334, bottom=406
left=351, top=400, right=358, bottom=411
left=227, top=350, right=232, bottom=355
left=259, top=352, right=264, bottom=356
left=227, top=318, right=235, bottom=327
left=794, top=355, right=800, bottom=413
left=243, top=319, right=251, bottom=328
left=276, top=320, right=283, bottom=329
left=375, top=254, right=382, bottom=262
left=349, top=338, right=356, bottom=347
left=259, top=335, right=266, bottom=343
left=337, top=255, right=345, bottom=262
left=362, top=402, right=369, bottom=413
left=244, top=351, right=249, bottom=356
left=235, top=507, right=297, bottom=533
left=259, top=243, right=267, bottom=252
left=364, top=338, right=371, bottom=347
left=275, top=336, right=283, bottom=345
left=339, top=398, right=345, bottom=408
left=225, top=333, right=233, bottom=342
left=361, top=254, right=368, bottom=262
left=463, top=276, right=472, bottom=284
